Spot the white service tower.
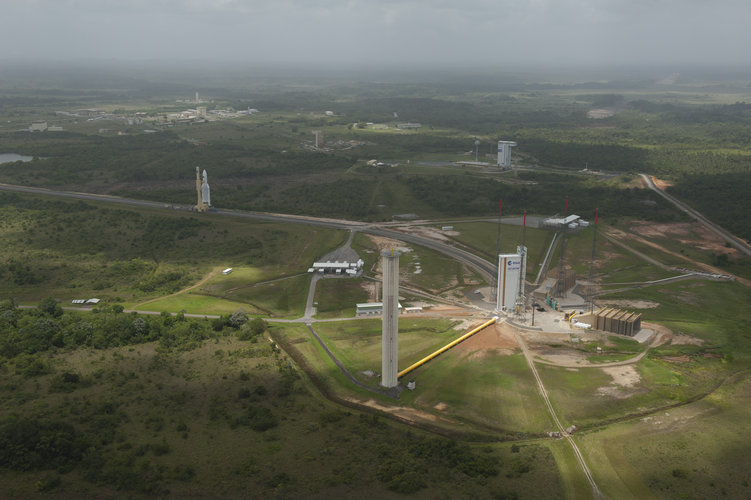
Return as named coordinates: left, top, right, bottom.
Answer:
left=381, top=249, right=400, bottom=388
left=497, top=251, right=524, bottom=312
left=497, top=140, right=517, bottom=167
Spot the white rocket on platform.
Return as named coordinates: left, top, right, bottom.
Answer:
left=194, top=166, right=211, bottom=212
left=201, top=169, right=210, bottom=206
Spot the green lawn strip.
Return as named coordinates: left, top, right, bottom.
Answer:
left=131, top=292, right=257, bottom=315
left=546, top=439, right=595, bottom=500
left=449, top=221, right=548, bottom=264
left=221, top=274, right=311, bottom=318
left=313, top=278, right=369, bottom=318
left=271, top=322, right=390, bottom=403
left=312, top=319, right=459, bottom=387
left=196, top=267, right=269, bottom=295
left=574, top=428, right=659, bottom=500
left=586, top=353, right=639, bottom=364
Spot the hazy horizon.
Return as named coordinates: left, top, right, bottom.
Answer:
left=2, top=0, right=750, bottom=69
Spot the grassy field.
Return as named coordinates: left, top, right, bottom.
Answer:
left=5, top=67, right=751, bottom=498
left=311, top=318, right=461, bottom=387
left=132, top=292, right=259, bottom=315
left=537, top=351, right=728, bottom=429
left=0, top=192, right=344, bottom=308
left=575, top=372, right=751, bottom=499
left=0, top=328, right=565, bottom=498
left=219, top=274, right=312, bottom=318
left=314, top=278, right=370, bottom=318
left=402, top=352, right=554, bottom=435
left=448, top=221, right=549, bottom=264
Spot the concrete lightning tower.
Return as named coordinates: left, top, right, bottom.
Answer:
left=586, top=208, right=599, bottom=312
left=554, top=196, right=570, bottom=298
left=514, top=211, right=528, bottom=317
left=381, top=249, right=400, bottom=388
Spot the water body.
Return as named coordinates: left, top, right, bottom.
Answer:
left=0, top=153, right=34, bottom=164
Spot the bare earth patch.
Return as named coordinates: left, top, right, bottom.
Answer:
left=630, top=220, right=741, bottom=258
left=346, top=397, right=456, bottom=425
left=671, top=333, right=704, bottom=346
left=453, top=323, right=518, bottom=357
left=650, top=176, right=673, bottom=190
left=597, top=365, right=642, bottom=398
left=602, top=365, right=641, bottom=387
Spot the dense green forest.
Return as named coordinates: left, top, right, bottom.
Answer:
left=0, top=300, right=557, bottom=496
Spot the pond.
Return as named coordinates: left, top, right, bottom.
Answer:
left=0, top=153, right=34, bottom=164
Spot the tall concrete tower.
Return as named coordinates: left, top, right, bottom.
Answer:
left=314, top=130, right=324, bottom=148
left=381, top=249, right=400, bottom=388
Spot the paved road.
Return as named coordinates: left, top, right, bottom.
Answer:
left=640, top=173, right=751, bottom=258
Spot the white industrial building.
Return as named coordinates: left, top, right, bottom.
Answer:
left=497, top=140, right=517, bottom=167
left=308, top=259, right=364, bottom=275
left=542, top=214, right=589, bottom=230
left=356, top=302, right=404, bottom=316
left=496, top=246, right=526, bottom=312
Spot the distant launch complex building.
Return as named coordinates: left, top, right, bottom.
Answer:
left=497, top=140, right=517, bottom=167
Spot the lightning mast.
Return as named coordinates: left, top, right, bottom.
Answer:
left=587, top=208, right=599, bottom=313
left=514, top=210, right=528, bottom=318
left=554, top=196, right=569, bottom=298
left=494, top=199, right=502, bottom=302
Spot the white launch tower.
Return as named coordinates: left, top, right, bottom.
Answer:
left=381, top=249, right=400, bottom=388
left=496, top=246, right=526, bottom=312
left=497, top=140, right=517, bottom=168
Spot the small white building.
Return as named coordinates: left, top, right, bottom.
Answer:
left=542, top=215, right=587, bottom=230
left=356, top=302, right=403, bottom=316
left=30, top=120, right=48, bottom=132
left=310, top=260, right=363, bottom=275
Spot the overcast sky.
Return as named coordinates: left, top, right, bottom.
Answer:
left=2, top=0, right=749, bottom=68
